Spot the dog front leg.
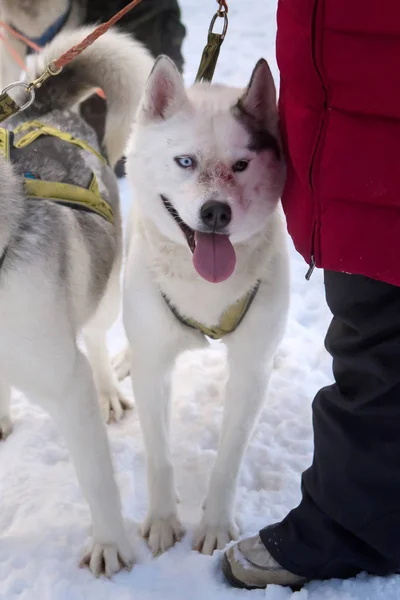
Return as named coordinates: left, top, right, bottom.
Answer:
left=193, top=261, right=289, bottom=556
left=194, top=345, right=272, bottom=555
left=123, top=255, right=208, bottom=555
left=131, top=347, right=185, bottom=555
left=193, top=270, right=290, bottom=556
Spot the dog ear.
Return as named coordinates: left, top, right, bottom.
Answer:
left=239, top=59, right=277, bottom=130
left=140, top=55, right=188, bottom=122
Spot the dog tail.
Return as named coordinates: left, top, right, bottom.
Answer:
left=26, top=27, right=154, bottom=166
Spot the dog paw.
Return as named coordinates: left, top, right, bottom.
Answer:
left=193, top=521, right=239, bottom=555
left=112, top=346, right=131, bottom=381
left=100, top=386, right=133, bottom=424
left=0, top=416, right=12, bottom=440
left=142, top=515, right=185, bottom=556
left=80, top=538, right=135, bottom=578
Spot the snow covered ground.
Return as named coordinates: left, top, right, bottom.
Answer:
left=1, top=1, right=399, bottom=599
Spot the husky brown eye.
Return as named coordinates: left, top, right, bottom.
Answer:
left=232, top=160, right=249, bottom=173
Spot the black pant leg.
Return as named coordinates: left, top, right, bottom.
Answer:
left=260, top=270, right=400, bottom=579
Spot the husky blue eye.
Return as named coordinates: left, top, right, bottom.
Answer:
left=175, top=156, right=195, bottom=169
left=232, top=160, right=249, bottom=173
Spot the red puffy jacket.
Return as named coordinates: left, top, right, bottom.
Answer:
left=277, top=0, right=400, bottom=286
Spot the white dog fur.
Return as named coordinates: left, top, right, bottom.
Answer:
left=121, top=56, right=290, bottom=556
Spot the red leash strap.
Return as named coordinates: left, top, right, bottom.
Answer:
left=0, top=20, right=106, bottom=98
left=53, top=0, right=144, bottom=70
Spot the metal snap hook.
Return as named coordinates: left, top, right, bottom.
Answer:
left=209, top=10, right=228, bottom=39
left=1, top=81, right=35, bottom=113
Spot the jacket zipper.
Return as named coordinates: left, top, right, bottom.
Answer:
left=305, top=231, right=316, bottom=280
left=305, top=221, right=316, bottom=280
left=306, top=0, right=327, bottom=280
left=305, top=257, right=316, bottom=281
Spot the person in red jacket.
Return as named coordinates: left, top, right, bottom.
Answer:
left=222, top=0, right=400, bottom=590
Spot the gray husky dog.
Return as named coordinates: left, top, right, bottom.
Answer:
left=0, top=27, right=153, bottom=575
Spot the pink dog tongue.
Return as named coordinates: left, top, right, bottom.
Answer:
left=193, top=232, right=236, bottom=283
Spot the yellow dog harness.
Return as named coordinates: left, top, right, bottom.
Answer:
left=0, top=120, right=114, bottom=224
left=162, top=281, right=260, bottom=340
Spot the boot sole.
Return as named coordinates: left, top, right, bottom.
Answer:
left=222, top=553, right=307, bottom=592
left=222, top=553, right=260, bottom=590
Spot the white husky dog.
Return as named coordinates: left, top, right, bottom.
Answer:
left=121, top=56, right=290, bottom=556
left=0, top=28, right=153, bottom=575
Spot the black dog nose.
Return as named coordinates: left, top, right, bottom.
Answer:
left=200, top=201, right=232, bottom=231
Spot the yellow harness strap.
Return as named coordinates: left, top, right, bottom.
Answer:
left=23, top=177, right=114, bottom=223
left=13, top=120, right=106, bottom=164
left=0, top=128, right=10, bottom=161
left=0, top=121, right=114, bottom=224
left=163, top=281, right=260, bottom=340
